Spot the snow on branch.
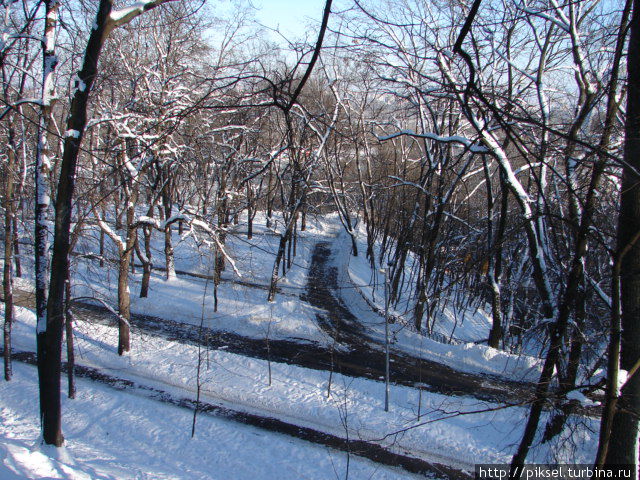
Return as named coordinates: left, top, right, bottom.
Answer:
left=123, top=151, right=140, bottom=179
left=92, top=208, right=125, bottom=251
left=190, top=219, right=240, bottom=278
left=136, top=213, right=241, bottom=277
left=93, top=206, right=239, bottom=277
left=376, top=129, right=488, bottom=153
left=520, top=7, right=570, bottom=32
left=586, top=274, right=612, bottom=309
left=513, top=162, right=542, bottom=176
left=388, top=176, right=429, bottom=195
left=0, top=98, right=43, bottom=121
left=106, top=0, right=177, bottom=35
left=237, top=146, right=288, bottom=185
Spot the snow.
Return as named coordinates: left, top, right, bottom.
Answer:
left=65, top=129, right=81, bottom=139
left=376, top=129, right=489, bottom=153
left=1, top=363, right=415, bottom=480
left=18, top=213, right=337, bottom=345
left=122, top=153, right=139, bottom=178
left=94, top=216, right=125, bottom=251
left=4, top=301, right=598, bottom=476
left=2, top=213, right=598, bottom=477
left=566, top=390, right=600, bottom=407
left=345, top=226, right=543, bottom=381
left=11, top=213, right=549, bottom=369
left=617, top=369, right=628, bottom=396
left=109, top=0, right=162, bottom=26
left=74, top=75, right=86, bottom=93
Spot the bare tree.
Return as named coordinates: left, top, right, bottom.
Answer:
left=38, top=0, right=178, bottom=447
left=597, top=0, right=640, bottom=469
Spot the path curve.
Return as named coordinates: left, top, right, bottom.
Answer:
left=303, top=241, right=534, bottom=404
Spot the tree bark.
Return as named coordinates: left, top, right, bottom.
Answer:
left=137, top=222, right=153, bottom=298
left=64, top=267, right=75, bottom=399
left=602, top=0, right=640, bottom=469
left=247, top=183, right=253, bottom=239
left=162, top=181, right=176, bottom=279
left=35, top=0, right=58, bottom=320
left=3, top=131, right=15, bottom=380
left=117, top=203, right=136, bottom=355
left=487, top=168, right=508, bottom=349
left=39, top=0, right=112, bottom=446
left=12, top=216, right=21, bottom=278
left=268, top=229, right=292, bottom=302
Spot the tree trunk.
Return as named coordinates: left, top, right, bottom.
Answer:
left=487, top=282, right=502, bottom=349
left=39, top=0, right=113, bottom=446
left=34, top=0, right=60, bottom=445
left=266, top=164, right=273, bottom=229
left=99, top=206, right=105, bottom=267
left=594, top=253, right=623, bottom=466
left=268, top=230, right=291, bottom=302
left=603, top=0, right=640, bottom=468
left=138, top=224, right=153, bottom=298
left=247, top=183, right=253, bottom=239
left=215, top=190, right=228, bottom=281
left=287, top=219, right=294, bottom=269
left=65, top=268, right=75, bottom=399
left=163, top=195, right=175, bottom=279
left=487, top=170, right=508, bottom=349
left=117, top=244, right=131, bottom=356
left=35, top=0, right=58, bottom=366
left=413, top=284, right=427, bottom=332
left=12, top=216, right=21, bottom=278
left=350, top=232, right=358, bottom=257
left=3, top=137, right=14, bottom=380
left=117, top=204, right=136, bottom=355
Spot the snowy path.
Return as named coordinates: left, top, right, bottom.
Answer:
left=303, top=239, right=534, bottom=404
left=8, top=278, right=529, bottom=405
left=2, top=228, right=600, bottom=474
left=1, top=349, right=469, bottom=480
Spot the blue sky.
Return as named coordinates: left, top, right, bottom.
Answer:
left=252, top=0, right=328, bottom=39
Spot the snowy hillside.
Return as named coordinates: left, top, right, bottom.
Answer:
left=1, top=215, right=598, bottom=479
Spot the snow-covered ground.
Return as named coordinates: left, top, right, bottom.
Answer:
left=16, top=212, right=542, bottom=379
left=344, top=227, right=543, bottom=382
left=2, top=213, right=598, bottom=478
left=1, top=363, right=416, bottom=480
left=3, top=301, right=597, bottom=478
left=23, top=213, right=336, bottom=346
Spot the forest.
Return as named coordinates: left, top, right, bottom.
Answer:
left=1, top=0, right=638, bottom=478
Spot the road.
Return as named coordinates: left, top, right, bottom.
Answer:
left=8, top=240, right=533, bottom=405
